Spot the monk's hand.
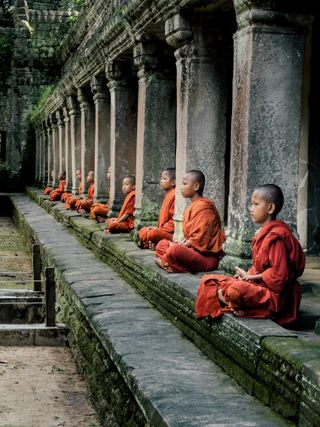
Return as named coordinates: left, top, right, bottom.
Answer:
left=232, top=309, right=245, bottom=317
left=234, top=267, right=248, bottom=280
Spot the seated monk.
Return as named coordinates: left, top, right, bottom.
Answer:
left=90, top=166, right=111, bottom=223
left=65, top=169, right=82, bottom=209
left=195, top=184, right=305, bottom=327
left=43, top=170, right=55, bottom=195
left=105, top=175, right=135, bottom=234
left=48, top=171, right=66, bottom=201
left=155, top=170, right=225, bottom=273
left=75, top=170, right=94, bottom=213
left=138, top=168, right=176, bottom=250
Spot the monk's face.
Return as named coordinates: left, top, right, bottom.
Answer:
left=250, top=190, right=275, bottom=226
left=76, top=170, right=81, bottom=180
left=122, top=178, right=135, bottom=194
left=160, top=171, right=175, bottom=191
left=87, top=171, right=94, bottom=183
left=181, top=174, right=199, bottom=198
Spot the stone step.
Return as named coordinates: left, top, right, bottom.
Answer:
left=0, top=290, right=44, bottom=324
left=0, top=323, right=68, bottom=346
left=11, top=193, right=292, bottom=427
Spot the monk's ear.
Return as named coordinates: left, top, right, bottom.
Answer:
left=171, top=179, right=176, bottom=187
left=194, top=182, right=200, bottom=193
left=268, top=202, right=276, bottom=215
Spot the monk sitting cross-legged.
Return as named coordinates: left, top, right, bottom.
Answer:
left=43, top=170, right=55, bottom=195
left=195, top=184, right=305, bottom=327
left=105, top=176, right=135, bottom=234
left=75, top=170, right=94, bottom=214
left=48, top=171, right=66, bottom=201
left=65, top=169, right=83, bottom=210
left=61, top=169, right=81, bottom=204
left=90, top=166, right=111, bottom=223
left=138, top=168, right=175, bottom=250
left=155, top=170, right=225, bottom=273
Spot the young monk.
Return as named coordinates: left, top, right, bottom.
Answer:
left=155, top=170, right=225, bottom=273
left=48, top=171, right=66, bottom=201
left=65, top=169, right=83, bottom=209
left=75, top=170, right=94, bottom=214
left=195, top=184, right=305, bottom=327
left=90, top=166, right=111, bottom=222
left=105, top=175, right=135, bottom=234
left=138, top=168, right=176, bottom=250
left=43, top=170, right=55, bottom=194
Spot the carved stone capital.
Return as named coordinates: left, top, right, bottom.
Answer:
left=67, top=95, right=79, bottom=117
left=234, top=0, right=313, bottom=30
left=63, top=105, right=70, bottom=123
left=90, top=76, right=108, bottom=101
left=165, top=14, right=192, bottom=50
left=56, top=109, right=65, bottom=127
left=133, top=40, right=160, bottom=71
left=49, top=114, right=58, bottom=129
left=77, top=87, right=92, bottom=110
left=105, top=60, right=131, bottom=88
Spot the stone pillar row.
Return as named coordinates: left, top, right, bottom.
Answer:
left=36, top=1, right=309, bottom=269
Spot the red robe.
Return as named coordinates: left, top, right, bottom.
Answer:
left=139, top=188, right=175, bottom=248
left=195, top=220, right=305, bottom=326
left=76, top=183, right=94, bottom=212
left=108, top=190, right=135, bottom=233
left=156, top=196, right=225, bottom=273
left=65, top=182, right=83, bottom=210
left=49, top=180, right=66, bottom=201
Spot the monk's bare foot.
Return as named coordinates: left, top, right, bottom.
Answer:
left=154, top=256, right=173, bottom=272
left=148, top=242, right=156, bottom=251
left=78, top=208, right=86, bottom=214
left=104, top=229, right=111, bottom=235
left=232, top=309, right=245, bottom=317
left=217, top=288, right=227, bottom=306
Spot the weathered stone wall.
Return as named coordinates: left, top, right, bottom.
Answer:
left=0, top=0, right=76, bottom=189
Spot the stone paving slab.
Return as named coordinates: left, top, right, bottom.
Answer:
left=10, top=193, right=291, bottom=426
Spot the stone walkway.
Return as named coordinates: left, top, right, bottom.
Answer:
left=10, top=193, right=293, bottom=426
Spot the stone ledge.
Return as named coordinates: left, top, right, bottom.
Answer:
left=10, top=192, right=289, bottom=426
left=23, top=188, right=320, bottom=424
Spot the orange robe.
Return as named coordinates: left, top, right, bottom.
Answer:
left=139, top=188, right=175, bottom=248
left=49, top=180, right=66, bottom=201
left=76, top=183, right=94, bottom=212
left=156, top=196, right=225, bottom=273
left=90, top=203, right=109, bottom=221
left=195, top=220, right=305, bottom=327
left=65, top=182, right=83, bottom=210
left=107, top=190, right=135, bottom=233
left=43, top=187, right=53, bottom=195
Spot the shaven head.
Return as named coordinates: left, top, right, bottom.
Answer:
left=254, top=184, right=284, bottom=217
left=164, top=168, right=176, bottom=181
left=186, top=170, right=205, bottom=195
left=125, top=175, right=135, bottom=186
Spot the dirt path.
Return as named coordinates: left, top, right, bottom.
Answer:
left=0, top=346, right=100, bottom=427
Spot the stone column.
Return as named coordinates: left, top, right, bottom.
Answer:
left=37, top=125, right=43, bottom=187
left=133, top=40, right=176, bottom=227
left=56, top=109, right=65, bottom=175
left=106, top=60, right=138, bottom=215
left=63, top=104, right=72, bottom=192
left=35, top=126, right=40, bottom=185
left=41, top=123, right=47, bottom=186
left=165, top=14, right=233, bottom=237
left=45, top=119, right=52, bottom=187
left=78, top=86, right=95, bottom=196
left=68, top=94, right=81, bottom=195
left=91, top=76, right=110, bottom=202
left=50, top=114, right=58, bottom=187
left=223, top=1, right=310, bottom=270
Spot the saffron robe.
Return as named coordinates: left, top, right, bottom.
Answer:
left=195, top=220, right=305, bottom=326
left=43, top=187, right=53, bottom=195
left=65, top=182, right=83, bottom=210
left=156, top=196, right=225, bottom=273
left=107, top=190, right=135, bottom=233
left=90, top=203, right=109, bottom=221
left=76, top=183, right=94, bottom=212
left=139, top=188, right=175, bottom=248
left=49, top=180, right=66, bottom=201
